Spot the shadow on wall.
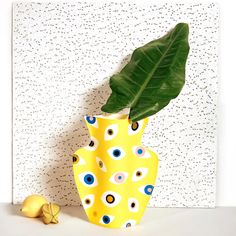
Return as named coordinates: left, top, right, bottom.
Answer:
left=41, top=55, right=131, bottom=220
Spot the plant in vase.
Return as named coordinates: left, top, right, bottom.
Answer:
left=73, top=23, right=190, bottom=228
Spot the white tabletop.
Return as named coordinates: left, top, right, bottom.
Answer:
left=0, top=204, right=235, bottom=236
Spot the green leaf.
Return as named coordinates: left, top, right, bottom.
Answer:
left=101, top=23, right=190, bottom=122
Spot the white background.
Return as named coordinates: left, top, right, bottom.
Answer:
left=0, top=0, right=235, bottom=206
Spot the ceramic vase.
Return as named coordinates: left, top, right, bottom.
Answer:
left=72, top=114, right=159, bottom=228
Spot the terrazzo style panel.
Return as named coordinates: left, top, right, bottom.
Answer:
left=13, top=1, right=219, bottom=207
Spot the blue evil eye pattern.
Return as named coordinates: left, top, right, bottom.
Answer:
left=99, top=214, right=115, bottom=225
left=107, top=146, right=126, bottom=160
left=85, top=116, right=98, bottom=128
left=138, top=184, right=154, bottom=195
left=86, top=116, right=96, bottom=124
left=84, top=174, right=94, bottom=184
left=132, top=146, right=151, bottom=158
left=79, top=172, right=98, bottom=187
left=109, top=171, right=128, bottom=184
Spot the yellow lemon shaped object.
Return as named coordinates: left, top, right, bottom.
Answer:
left=42, top=203, right=60, bottom=224
left=21, top=194, right=48, bottom=218
left=73, top=114, right=159, bottom=228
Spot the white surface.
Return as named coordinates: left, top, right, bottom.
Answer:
left=0, top=204, right=235, bottom=236
left=0, top=0, right=236, bottom=206
left=12, top=1, right=218, bottom=207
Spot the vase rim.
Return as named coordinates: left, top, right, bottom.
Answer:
left=85, top=113, right=129, bottom=120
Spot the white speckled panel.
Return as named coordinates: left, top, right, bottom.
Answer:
left=13, top=1, right=219, bottom=207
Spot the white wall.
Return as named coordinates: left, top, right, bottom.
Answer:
left=0, top=0, right=235, bottom=206
left=215, top=0, right=236, bottom=206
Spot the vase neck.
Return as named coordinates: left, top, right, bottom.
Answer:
left=84, top=115, right=148, bottom=144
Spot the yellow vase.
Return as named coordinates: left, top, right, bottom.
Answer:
left=73, top=114, right=158, bottom=228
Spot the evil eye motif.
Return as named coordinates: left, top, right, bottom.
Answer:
left=99, top=214, right=115, bottom=225
left=128, top=198, right=139, bottom=212
left=79, top=172, right=98, bottom=187
left=132, top=167, right=148, bottom=182
left=107, top=146, right=126, bottom=160
left=104, top=124, right=118, bottom=141
left=72, top=153, right=86, bottom=166
left=122, top=219, right=136, bottom=228
left=138, top=184, right=154, bottom=196
left=109, top=171, right=128, bottom=184
left=96, top=157, right=107, bottom=172
left=84, top=136, right=98, bottom=151
left=132, top=146, right=151, bottom=158
left=82, top=194, right=94, bottom=209
left=128, top=120, right=143, bottom=135
left=101, top=191, right=122, bottom=207
left=85, top=116, right=98, bottom=128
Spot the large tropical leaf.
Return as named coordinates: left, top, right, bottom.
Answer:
left=101, top=23, right=190, bottom=122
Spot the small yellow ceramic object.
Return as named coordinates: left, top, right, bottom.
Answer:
left=42, top=203, right=60, bottom=224
left=21, top=194, right=48, bottom=218
left=73, top=114, right=159, bottom=228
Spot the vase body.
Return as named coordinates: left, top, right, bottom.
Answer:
left=73, top=114, right=158, bottom=228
